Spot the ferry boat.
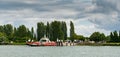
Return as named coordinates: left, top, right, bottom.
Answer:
left=26, top=36, right=56, bottom=46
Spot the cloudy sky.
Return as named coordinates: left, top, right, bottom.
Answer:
left=0, top=0, right=120, bottom=37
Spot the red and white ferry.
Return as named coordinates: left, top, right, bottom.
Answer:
left=26, top=36, right=56, bottom=46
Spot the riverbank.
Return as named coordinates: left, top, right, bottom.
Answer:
left=1, top=42, right=120, bottom=46
left=0, top=42, right=26, bottom=45
left=77, top=43, right=120, bottom=46
left=10, top=42, right=26, bottom=45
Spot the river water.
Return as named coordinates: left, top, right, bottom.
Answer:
left=0, top=45, right=120, bottom=57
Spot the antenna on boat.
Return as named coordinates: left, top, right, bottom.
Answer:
left=44, top=34, right=47, bottom=38
left=57, top=38, right=59, bottom=42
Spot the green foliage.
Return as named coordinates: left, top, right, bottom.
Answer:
left=61, top=22, right=67, bottom=40
left=41, top=21, right=67, bottom=41
left=3, top=24, right=13, bottom=37
left=0, top=32, right=8, bottom=43
left=110, top=31, right=120, bottom=42
left=90, top=32, right=106, bottom=42
left=0, top=21, right=120, bottom=44
left=27, top=28, right=32, bottom=38
left=51, top=21, right=63, bottom=41
left=76, top=35, right=85, bottom=41
left=46, top=22, right=50, bottom=38
left=16, top=25, right=28, bottom=38
left=119, top=31, right=120, bottom=42
left=37, top=22, right=45, bottom=41
left=70, top=34, right=85, bottom=41
left=0, top=21, right=66, bottom=43
left=13, top=37, right=29, bottom=43
left=70, top=21, right=75, bottom=41
left=0, top=26, right=4, bottom=33
left=0, top=24, right=13, bottom=41
left=31, top=27, right=34, bottom=38
left=58, top=30, right=64, bottom=40
left=110, top=32, right=114, bottom=42
left=12, top=25, right=32, bottom=42
left=106, top=36, right=110, bottom=41
left=70, top=33, right=76, bottom=41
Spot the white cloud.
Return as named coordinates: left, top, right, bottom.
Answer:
left=84, top=0, right=120, bottom=31
left=0, top=0, right=120, bottom=36
left=73, top=19, right=110, bottom=37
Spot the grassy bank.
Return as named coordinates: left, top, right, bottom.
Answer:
left=1, top=42, right=120, bottom=46
left=10, top=42, right=26, bottom=45
left=0, top=42, right=26, bottom=45
left=102, top=43, right=120, bottom=46
left=77, top=43, right=120, bottom=46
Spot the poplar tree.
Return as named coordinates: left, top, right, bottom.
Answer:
left=46, top=22, right=50, bottom=38
left=119, top=31, right=120, bottom=42
left=61, top=22, right=67, bottom=40
left=110, top=32, right=113, bottom=42
left=113, top=31, right=119, bottom=42
left=70, top=21, right=75, bottom=41
left=50, top=21, right=64, bottom=41
left=37, top=22, right=45, bottom=41
left=31, top=27, right=34, bottom=38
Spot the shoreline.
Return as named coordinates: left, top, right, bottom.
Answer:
left=77, top=43, right=120, bottom=46
left=1, top=43, right=120, bottom=46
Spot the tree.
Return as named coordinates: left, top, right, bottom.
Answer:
left=110, top=31, right=120, bottom=42
left=0, top=32, right=8, bottom=43
left=106, top=36, right=110, bottom=42
left=89, top=32, right=106, bottom=42
left=30, top=27, right=36, bottom=40
left=76, top=35, right=85, bottom=41
left=26, top=28, right=32, bottom=38
left=31, top=27, right=34, bottom=38
left=119, top=31, right=120, bottom=42
left=70, top=21, right=75, bottom=41
left=12, top=27, right=17, bottom=41
left=3, top=24, right=13, bottom=41
left=101, top=33, right=106, bottom=41
left=110, top=32, right=114, bottom=42
left=3, top=24, right=13, bottom=37
left=113, top=31, right=119, bottom=42
left=51, top=21, right=61, bottom=41
left=61, top=22, right=67, bottom=40
left=0, top=26, right=4, bottom=33
left=37, top=22, right=45, bottom=41
left=16, top=25, right=27, bottom=38
left=49, top=24, right=53, bottom=41
left=50, top=21, right=66, bottom=41
left=58, top=30, right=64, bottom=40
left=13, top=25, right=29, bottom=42
left=46, top=22, right=50, bottom=38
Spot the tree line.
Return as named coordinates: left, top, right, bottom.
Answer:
left=88, top=31, right=120, bottom=43
left=0, top=21, right=69, bottom=43
left=37, top=21, right=67, bottom=41
left=0, top=21, right=120, bottom=43
left=110, top=31, right=120, bottom=42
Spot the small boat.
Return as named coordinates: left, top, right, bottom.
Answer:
left=26, top=36, right=56, bottom=46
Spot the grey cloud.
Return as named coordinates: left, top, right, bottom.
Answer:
left=88, top=0, right=120, bottom=31
left=91, top=0, right=120, bottom=14
left=1, top=0, right=120, bottom=31
left=0, top=0, right=91, bottom=17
